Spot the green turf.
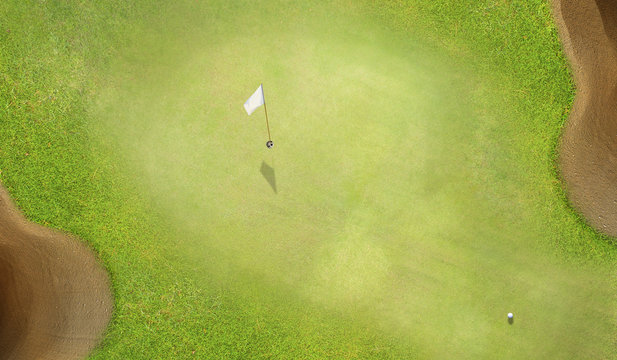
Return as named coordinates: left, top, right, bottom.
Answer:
left=1, top=0, right=615, bottom=359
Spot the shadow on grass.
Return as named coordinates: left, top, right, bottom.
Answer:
left=260, top=161, right=276, bottom=193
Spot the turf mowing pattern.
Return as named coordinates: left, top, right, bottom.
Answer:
left=1, top=0, right=616, bottom=359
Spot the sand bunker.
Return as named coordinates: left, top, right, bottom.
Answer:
left=552, top=0, right=617, bottom=236
left=0, top=185, right=112, bottom=359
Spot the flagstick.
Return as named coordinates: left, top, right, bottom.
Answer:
left=262, top=84, right=272, bottom=141
left=263, top=102, right=272, bottom=141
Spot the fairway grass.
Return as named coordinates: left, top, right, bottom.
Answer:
left=2, top=0, right=616, bottom=359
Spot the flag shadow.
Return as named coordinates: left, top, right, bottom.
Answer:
left=260, top=161, right=277, bottom=193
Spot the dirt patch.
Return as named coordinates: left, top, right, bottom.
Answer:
left=0, top=185, right=112, bottom=359
left=552, top=0, right=617, bottom=236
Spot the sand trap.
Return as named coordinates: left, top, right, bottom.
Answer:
left=552, top=0, right=617, bottom=236
left=0, top=185, right=112, bottom=359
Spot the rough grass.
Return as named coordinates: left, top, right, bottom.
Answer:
left=0, top=0, right=615, bottom=359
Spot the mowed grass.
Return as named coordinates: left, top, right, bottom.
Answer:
left=1, top=0, right=616, bottom=359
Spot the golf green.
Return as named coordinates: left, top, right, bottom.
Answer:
left=87, top=1, right=615, bottom=358
left=1, top=0, right=615, bottom=359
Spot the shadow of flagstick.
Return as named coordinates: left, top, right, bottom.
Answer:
left=260, top=160, right=277, bottom=193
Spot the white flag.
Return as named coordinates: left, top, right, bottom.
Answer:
left=244, top=84, right=265, bottom=115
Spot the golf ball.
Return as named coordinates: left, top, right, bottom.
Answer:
left=507, top=313, right=513, bottom=319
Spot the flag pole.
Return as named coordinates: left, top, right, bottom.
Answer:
left=262, top=84, right=272, bottom=141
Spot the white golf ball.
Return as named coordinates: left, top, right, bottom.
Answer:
left=507, top=313, right=513, bottom=319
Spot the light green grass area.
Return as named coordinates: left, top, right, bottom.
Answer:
left=1, top=0, right=615, bottom=359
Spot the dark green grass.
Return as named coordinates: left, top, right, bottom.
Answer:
left=1, top=0, right=615, bottom=359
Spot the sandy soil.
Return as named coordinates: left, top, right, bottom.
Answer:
left=552, top=0, right=617, bottom=236
left=0, top=185, right=112, bottom=360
